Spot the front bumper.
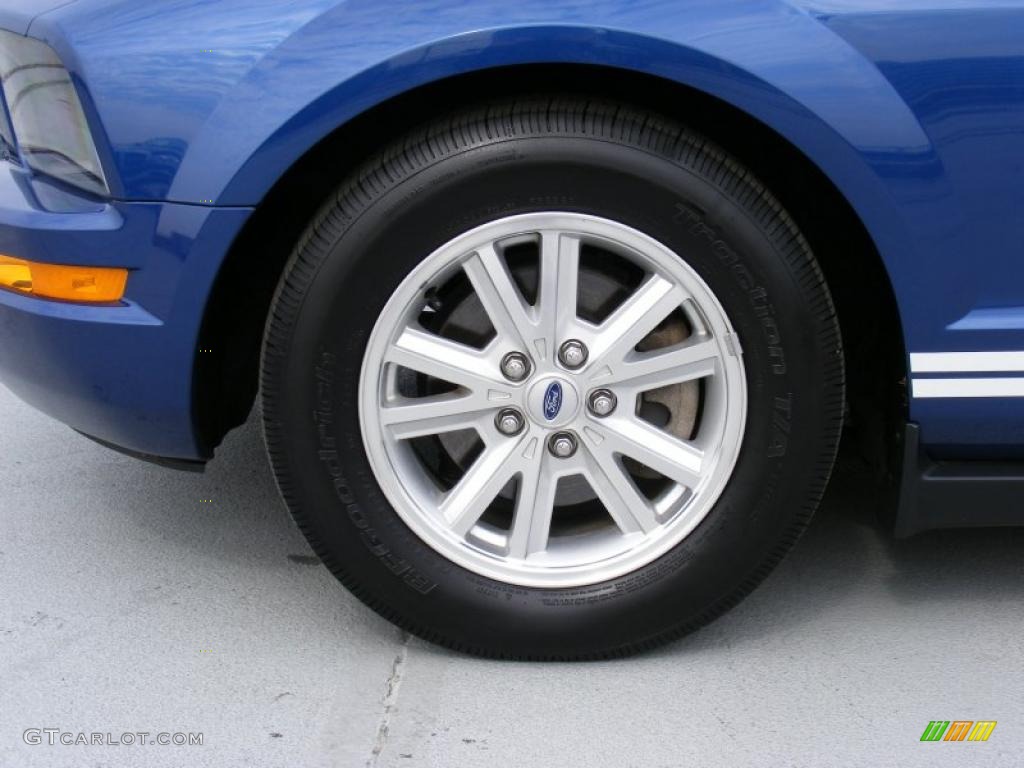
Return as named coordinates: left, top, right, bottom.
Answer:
left=0, top=161, right=250, bottom=460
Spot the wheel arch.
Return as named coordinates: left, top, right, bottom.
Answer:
left=194, top=62, right=907, bottom=466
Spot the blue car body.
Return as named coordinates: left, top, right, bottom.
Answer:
left=0, top=1, right=1023, bottom=517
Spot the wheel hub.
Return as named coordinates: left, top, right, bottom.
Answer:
left=526, top=375, right=579, bottom=427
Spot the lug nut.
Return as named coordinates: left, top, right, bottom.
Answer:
left=558, top=339, right=588, bottom=369
left=495, top=408, right=526, bottom=436
left=500, top=351, right=530, bottom=382
left=548, top=431, right=578, bottom=458
left=587, top=388, right=617, bottom=417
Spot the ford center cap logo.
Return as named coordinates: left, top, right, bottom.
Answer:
left=543, top=382, right=563, bottom=421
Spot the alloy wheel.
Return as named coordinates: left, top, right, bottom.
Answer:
left=359, top=212, right=747, bottom=587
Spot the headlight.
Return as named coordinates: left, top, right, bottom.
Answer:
left=0, top=29, right=109, bottom=196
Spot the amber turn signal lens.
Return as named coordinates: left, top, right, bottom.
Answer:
left=0, top=255, right=127, bottom=302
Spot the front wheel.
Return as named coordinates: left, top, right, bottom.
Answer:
left=261, top=97, right=844, bottom=659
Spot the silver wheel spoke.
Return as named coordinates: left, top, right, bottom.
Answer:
left=440, top=439, right=520, bottom=536
left=381, top=393, right=493, bottom=439
left=587, top=274, right=686, bottom=369
left=387, top=327, right=502, bottom=392
left=463, top=245, right=536, bottom=349
left=506, top=451, right=559, bottom=559
left=538, top=231, right=581, bottom=347
left=613, top=338, right=720, bottom=392
left=601, top=416, right=704, bottom=488
left=581, top=444, right=658, bottom=534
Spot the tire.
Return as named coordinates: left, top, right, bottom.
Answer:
left=261, top=97, right=844, bottom=659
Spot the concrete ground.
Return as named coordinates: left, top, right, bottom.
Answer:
left=0, top=382, right=1021, bottom=768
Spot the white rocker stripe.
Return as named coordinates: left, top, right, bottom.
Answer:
left=912, top=377, right=1024, bottom=398
left=910, top=351, right=1024, bottom=373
